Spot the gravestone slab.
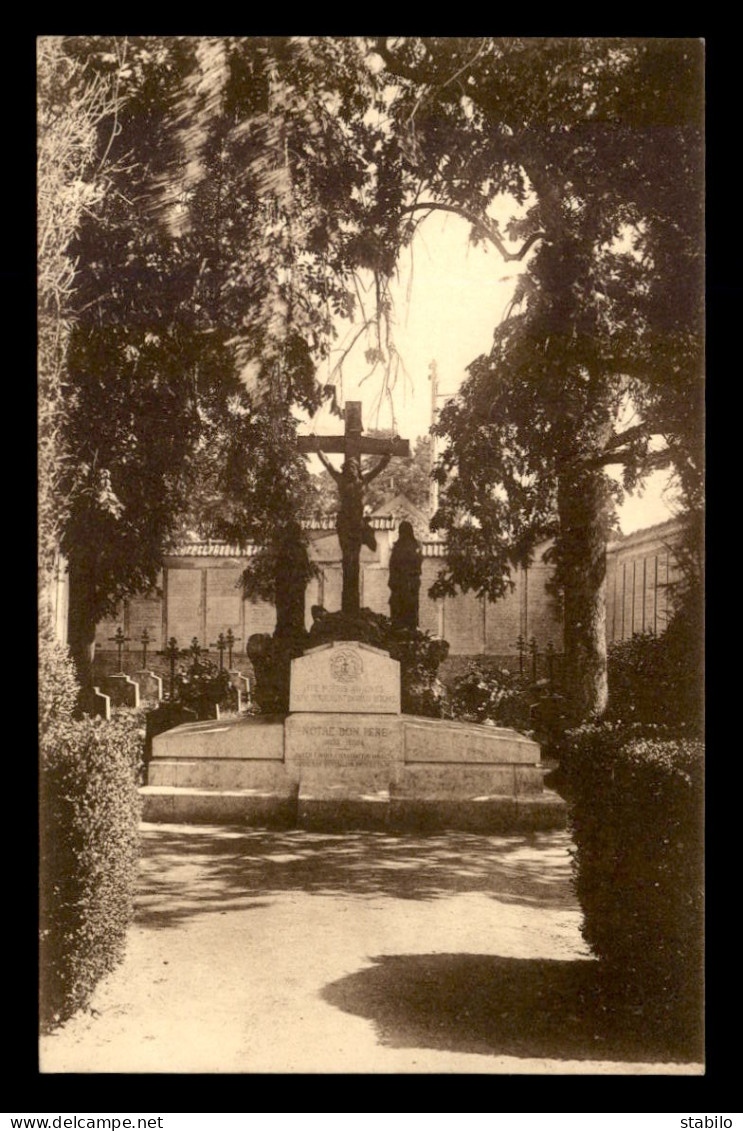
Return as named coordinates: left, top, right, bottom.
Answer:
left=152, top=714, right=285, bottom=761
left=289, top=641, right=400, bottom=714
left=134, top=670, right=163, bottom=702
left=402, top=716, right=540, bottom=765
left=101, top=673, right=140, bottom=709
left=83, top=686, right=111, bottom=720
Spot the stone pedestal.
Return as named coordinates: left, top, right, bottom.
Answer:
left=142, top=639, right=567, bottom=831
left=285, top=712, right=403, bottom=830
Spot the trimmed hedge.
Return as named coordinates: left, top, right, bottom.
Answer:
left=564, top=721, right=704, bottom=1044
left=607, top=593, right=703, bottom=733
left=39, top=635, right=79, bottom=734
left=39, top=712, right=144, bottom=1028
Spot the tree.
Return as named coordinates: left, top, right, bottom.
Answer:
left=47, top=36, right=367, bottom=686
left=42, top=37, right=703, bottom=719
left=369, top=37, right=703, bottom=717
left=37, top=37, right=119, bottom=638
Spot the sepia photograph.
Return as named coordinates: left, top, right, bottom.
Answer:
left=38, top=36, right=704, bottom=1076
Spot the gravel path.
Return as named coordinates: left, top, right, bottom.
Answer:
left=39, top=823, right=703, bottom=1075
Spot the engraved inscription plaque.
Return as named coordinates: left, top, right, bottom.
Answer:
left=289, top=641, right=400, bottom=714
left=284, top=713, right=404, bottom=791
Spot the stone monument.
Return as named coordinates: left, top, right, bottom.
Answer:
left=145, top=631, right=564, bottom=830
left=143, top=402, right=565, bottom=830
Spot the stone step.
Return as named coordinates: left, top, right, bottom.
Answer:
left=139, top=784, right=567, bottom=832
left=140, top=785, right=297, bottom=827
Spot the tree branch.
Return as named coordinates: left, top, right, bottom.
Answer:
left=400, top=202, right=545, bottom=262
left=362, top=452, right=391, bottom=485
left=600, top=421, right=655, bottom=455
left=586, top=445, right=674, bottom=472
left=372, top=38, right=436, bottom=84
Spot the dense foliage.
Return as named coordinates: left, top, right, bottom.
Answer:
left=37, top=38, right=118, bottom=587
left=563, top=721, right=703, bottom=1050
left=607, top=574, right=703, bottom=733
left=370, top=37, right=703, bottom=717
left=39, top=37, right=703, bottom=721
left=447, top=663, right=535, bottom=731
left=39, top=713, right=143, bottom=1027
left=310, top=435, right=433, bottom=516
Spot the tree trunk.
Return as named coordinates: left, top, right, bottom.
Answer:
left=66, top=555, right=98, bottom=695
left=557, top=468, right=611, bottom=720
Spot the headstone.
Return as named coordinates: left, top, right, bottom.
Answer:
left=100, top=672, right=140, bottom=709
left=228, top=670, right=251, bottom=702
left=289, top=640, right=400, bottom=714
left=82, top=686, right=111, bottom=720
left=134, top=670, right=163, bottom=702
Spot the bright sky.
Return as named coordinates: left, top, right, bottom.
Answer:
left=300, top=209, right=676, bottom=536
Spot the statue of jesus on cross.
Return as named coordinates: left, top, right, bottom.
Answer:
left=298, top=402, right=410, bottom=617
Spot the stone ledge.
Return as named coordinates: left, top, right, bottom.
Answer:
left=151, top=714, right=286, bottom=761
left=140, top=785, right=297, bottom=827
left=297, top=791, right=390, bottom=831
left=388, top=791, right=567, bottom=833
left=402, top=715, right=540, bottom=765
left=147, top=758, right=295, bottom=791
left=140, top=785, right=567, bottom=832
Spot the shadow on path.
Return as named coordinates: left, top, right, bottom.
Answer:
left=135, top=825, right=577, bottom=929
left=322, top=952, right=703, bottom=1064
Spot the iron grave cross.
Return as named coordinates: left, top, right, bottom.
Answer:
left=298, top=402, right=410, bottom=617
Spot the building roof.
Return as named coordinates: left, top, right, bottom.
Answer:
left=607, top=516, right=683, bottom=553
left=169, top=515, right=684, bottom=562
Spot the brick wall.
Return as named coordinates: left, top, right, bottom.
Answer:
left=606, top=520, right=682, bottom=644
left=92, top=519, right=685, bottom=660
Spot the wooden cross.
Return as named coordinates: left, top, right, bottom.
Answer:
left=298, top=402, right=410, bottom=617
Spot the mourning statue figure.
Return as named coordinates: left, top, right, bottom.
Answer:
left=388, top=520, right=422, bottom=631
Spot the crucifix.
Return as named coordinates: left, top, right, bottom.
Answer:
left=298, top=402, right=410, bottom=617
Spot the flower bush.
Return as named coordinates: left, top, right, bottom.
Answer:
left=173, top=655, right=237, bottom=719
left=448, top=662, right=534, bottom=730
